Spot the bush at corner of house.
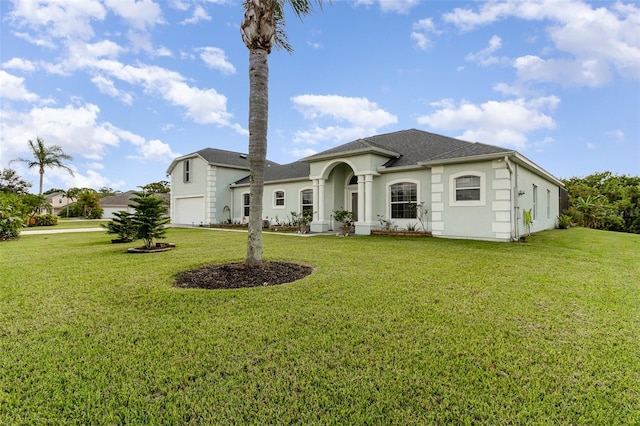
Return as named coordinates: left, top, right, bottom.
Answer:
left=557, top=213, right=573, bottom=229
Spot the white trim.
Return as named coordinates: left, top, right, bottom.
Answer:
left=386, top=178, right=421, bottom=221
left=449, top=171, right=486, bottom=207
left=272, top=189, right=286, bottom=210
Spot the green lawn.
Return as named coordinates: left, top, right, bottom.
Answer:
left=40, top=218, right=110, bottom=229
left=1, top=227, right=638, bottom=424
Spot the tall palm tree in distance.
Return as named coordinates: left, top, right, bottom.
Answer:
left=241, top=0, right=323, bottom=266
left=11, top=137, right=74, bottom=195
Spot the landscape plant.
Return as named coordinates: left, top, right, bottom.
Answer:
left=101, top=211, right=136, bottom=243
left=333, top=209, right=354, bottom=235
left=0, top=227, right=638, bottom=424
left=129, top=191, right=170, bottom=249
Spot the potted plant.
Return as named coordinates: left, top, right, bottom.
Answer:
left=291, top=210, right=313, bottom=234
left=333, top=209, right=354, bottom=236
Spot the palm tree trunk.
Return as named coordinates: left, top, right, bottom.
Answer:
left=246, top=48, right=269, bottom=266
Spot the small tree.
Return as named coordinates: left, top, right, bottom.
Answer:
left=102, top=211, right=136, bottom=242
left=129, top=192, right=170, bottom=249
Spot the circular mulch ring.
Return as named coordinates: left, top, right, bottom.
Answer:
left=174, top=261, right=314, bottom=290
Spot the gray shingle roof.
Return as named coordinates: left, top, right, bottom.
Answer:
left=181, top=129, right=516, bottom=186
left=233, top=161, right=310, bottom=185
left=100, top=190, right=170, bottom=206
left=304, top=129, right=512, bottom=167
left=195, top=148, right=280, bottom=169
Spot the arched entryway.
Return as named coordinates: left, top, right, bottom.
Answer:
left=309, top=160, right=377, bottom=235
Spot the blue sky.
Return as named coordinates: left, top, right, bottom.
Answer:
left=1, top=0, right=639, bottom=192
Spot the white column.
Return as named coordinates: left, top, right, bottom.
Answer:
left=365, top=174, right=373, bottom=223
left=317, top=178, right=325, bottom=222
left=357, top=175, right=365, bottom=223
left=312, top=179, right=320, bottom=222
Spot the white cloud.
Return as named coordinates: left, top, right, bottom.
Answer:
left=290, top=95, right=397, bottom=146
left=103, top=0, right=164, bottom=30
left=128, top=139, right=179, bottom=162
left=416, top=96, right=560, bottom=148
left=198, top=47, right=236, bottom=75
left=91, top=75, right=134, bottom=104
left=444, top=0, right=640, bottom=86
left=411, top=18, right=439, bottom=51
left=180, top=5, right=211, bottom=25
left=0, top=71, right=39, bottom=102
left=9, top=0, right=106, bottom=40
left=605, top=129, right=626, bottom=143
left=2, top=57, right=37, bottom=72
left=465, top=35, right=507, bottom=67
left=292, top=94, right=397, bottom=128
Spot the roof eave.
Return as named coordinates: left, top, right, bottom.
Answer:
left=418, top=151, right=516, bottom=166
left=302, top=147, right=400, bottom=162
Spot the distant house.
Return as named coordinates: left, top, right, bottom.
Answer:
left=100, top=190, right=170, bottom=219
left=45, top=192, right=75, bottom=215
left=166, top=129, right=565, bottom=241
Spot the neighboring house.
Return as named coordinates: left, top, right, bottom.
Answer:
left=45, top=192, right=76, bottom=215
left=100, top=190, right=170, bottom=219
left=166, top=129, right=566, bottom=241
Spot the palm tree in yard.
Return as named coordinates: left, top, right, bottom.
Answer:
left=241, top=0, right=323, bottom=266
left=11, top=137, right=74, bottom=195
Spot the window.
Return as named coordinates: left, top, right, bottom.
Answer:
left=390, top=182, right=417, bottom=219
left=532, top=184, right=538, bottom=220
left=449, top=172, right=485, bottom=206
left=301, top=189, right=313, bottom=214
left=183, top=160, right=191, bottom=183
left=546, top=189, right=551, bottom=219
left=274, top=190, right=285, bottom=207
left=242, top=193, right=250, bottom=217
left=455, top=176, right=481, bottom=201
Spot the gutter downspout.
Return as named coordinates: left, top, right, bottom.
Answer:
left=504, top=156, right=518, bottom=241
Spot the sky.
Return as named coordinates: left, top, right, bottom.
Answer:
left=1, top=0, right=639, bottom=193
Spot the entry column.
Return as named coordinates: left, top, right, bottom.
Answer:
left=317, top=178, right=325, bottom=222
left=365, top=174, right=374, bottom=223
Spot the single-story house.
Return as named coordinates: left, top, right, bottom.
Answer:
left=100, top=190, right=170, bottom=219
left=166, top=129, right=567, bottom=241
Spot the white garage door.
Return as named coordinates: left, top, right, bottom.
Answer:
left=175, top=196, right=205, bottom=225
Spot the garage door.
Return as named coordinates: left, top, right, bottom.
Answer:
left=175, top=196, right=205, bottom=225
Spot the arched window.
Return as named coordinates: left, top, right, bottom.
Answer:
left=449, top=172, right=485, bottom=206
left=390, top=182, right=417, bottom=219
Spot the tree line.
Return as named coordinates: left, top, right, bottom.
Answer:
left=561, top=171, right=640, bottom=234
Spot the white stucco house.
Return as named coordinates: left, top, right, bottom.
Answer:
left=166, top=129, right=566, bottom=241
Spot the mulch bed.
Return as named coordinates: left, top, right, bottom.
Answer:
left=174, top=261, right=314, bottom=290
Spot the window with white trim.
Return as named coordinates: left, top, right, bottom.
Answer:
left=274, top=190, right=285, bottom=207
left=301, top=189, right=313, bottom=214
left=449, top=172, right=486, bottom=206
left=242, top=193, right=250, bottom=217
left=390, top=182, right=417, bottom=219
left=183, top=160, right=191, bottom=183
left=455, top=176, right=481, bottom=201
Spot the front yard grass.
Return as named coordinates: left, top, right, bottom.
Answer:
left=1, top=227, right=638, bottom=424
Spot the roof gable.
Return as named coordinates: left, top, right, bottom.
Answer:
left=304, top=129, right=512, bottom=168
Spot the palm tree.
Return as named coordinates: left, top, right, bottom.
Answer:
left=11, top=137, right=74, bottom=195
left=240, top=0, right=322, bottom=266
